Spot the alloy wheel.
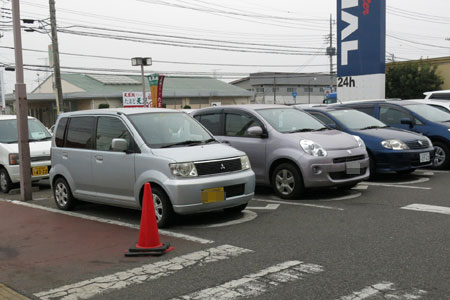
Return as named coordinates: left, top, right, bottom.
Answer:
left=153, top=193, right=163, bottom=222
left=434, top=145, right=446, bottom=167
left=55, top=182, right=69, bottom=207
left=275, top=169, right=295, bottom=196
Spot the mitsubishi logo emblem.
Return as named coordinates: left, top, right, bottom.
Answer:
left=220, top=163, right=226, bottom=171
left=347, top=150, right=352, bottom=154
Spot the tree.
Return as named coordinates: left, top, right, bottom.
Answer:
left=98, top=103, right=110, bottom=109
left=386, top=61, right=443, bottom=99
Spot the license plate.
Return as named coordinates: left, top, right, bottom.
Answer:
left=201, top=187, right=225, bottom=203
left=420, top=152, right=430, bottom=163
left=346, top=161, right=360, bottom=175
left=32, top=166, right=48, bottom=176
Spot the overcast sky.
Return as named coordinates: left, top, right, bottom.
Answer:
left=1, top=0, right=449, bottom=94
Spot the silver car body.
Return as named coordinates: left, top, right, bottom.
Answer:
left=50, top=108, right=255, bottom=215
left=192, top=105, right=370, bottom=189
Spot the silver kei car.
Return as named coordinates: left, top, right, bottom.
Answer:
left=192, top=105, right=370, bottom=199
left=50, top=108, right=255, bottom=227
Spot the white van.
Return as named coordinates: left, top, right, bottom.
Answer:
left=0, top=115, right=52, bottom=193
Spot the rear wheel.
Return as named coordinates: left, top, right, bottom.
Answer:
left=271, top=163, right=304, bottom=199
left=0, top=168, right=13, bottom=193
left=432, top=142, right=450, bottom=170
left=53, top=177, right=76, bottom=210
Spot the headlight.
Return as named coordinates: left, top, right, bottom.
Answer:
left=169, top=162, right=198, bottom=177
left=300, top=140, right=327, bottom=157
left=448, top=129, right=450, bottom=132
left=9, top=153, right=19, bottom=165
left=240, top=155, right=251, bottom=170
left=381, top=139, right=409, bottom=150
left=353, top=135, right=366, bottom=149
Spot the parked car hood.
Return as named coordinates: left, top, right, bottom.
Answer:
left=151, top=143, right=245, bottom=162
left=290, top=130, right=359, bottom=150
left=355, top=127, right=425, bottom=142
left=1, top=141, right=51, bottom=157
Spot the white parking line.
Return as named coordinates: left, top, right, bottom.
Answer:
left=401, top=204, right=450, bottom=215
left=352, top=185, right=368, bottom=191
left=336, top=282, right=426, bottom=299
left=171, top=260, right=323, bottom=300
left=418, top=169, right=449, bottom=174
left=252, top=198, right=344, bottom=211
left=188, top=211, right=258, bottom=228
left=246, top=204, right=280, bottom=210
left=1, top=199, right=214, bottom=245
left=363, top=177, right=430, bottom=186
left=416, top=171, right=434, bottom=176
left=34, top=245, right=253, bottom=300
left=362, top=183, right=431, bottom=190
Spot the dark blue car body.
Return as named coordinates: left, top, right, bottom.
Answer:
left=302, top=106, right=435, bottom=173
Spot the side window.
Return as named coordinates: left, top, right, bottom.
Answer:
left=196, top=113, right=221, bottom=135
left=353, top=106, right=374, bottom=116
left=96, top=117, right=132, bottom=151
left=65, top=117, right=95, bottom=149
left=55, top=117, right=68, bottom=147
left=311, top=113, right=336, bottom=126
left=379, top=106, right=410, bottom=124
left=225, top=113, right=262, bottom=137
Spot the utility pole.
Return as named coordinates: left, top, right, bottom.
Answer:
left=49, top=0, right=63, bottom=114
left=12, top=0, right=32, bottom=201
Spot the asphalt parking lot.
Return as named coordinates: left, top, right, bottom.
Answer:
left=1, top=168, right=450, bottom=299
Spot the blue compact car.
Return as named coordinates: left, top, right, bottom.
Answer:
left=299, top=106, right=435, bottom=174
left=335, top=100, right=450, bottom=169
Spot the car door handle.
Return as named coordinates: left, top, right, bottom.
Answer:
left=62, top=152, right=68, bottom=159
left=95, top=155, right=103, bottom=162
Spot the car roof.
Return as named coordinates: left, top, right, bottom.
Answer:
left=58, top=108, right=182, bottom=118
left=424, top=90, right=450, bottom=95
left=192, top=104, right=293, bottom=114
left=338, top=99, right=423, bottom=106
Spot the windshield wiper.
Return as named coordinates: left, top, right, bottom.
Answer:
left=161, top=140, right=206, bottom=148
left=287, top=128, right=315, bottom=133
left=29, top=137, right=52, bottom=142
left=441, top=120, right=450, bottom=123
left=359, top=125, right=386, bottom=130
left=313, top=128, right=329, bottom=131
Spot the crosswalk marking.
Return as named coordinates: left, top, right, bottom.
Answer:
left=171, top=261, right=323, bottom=300
left=401, top=204, right=450, bottom=215
left=337, top=282, right=426, bottom=299
left=34, top=245, right=253, bottom=300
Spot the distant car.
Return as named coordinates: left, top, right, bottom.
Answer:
left=300, top=106, right=434, bottom=175
left=337, top=100, right=450, bottom=169
left=0, top=115, right=52, bottom=193
left=424, top=90, right=450, bottom=100
left=50, top=108, right=255, bottom=227
left=408, top=99, right=450, bottom=114
left=192, top=105, right=370, bottom=199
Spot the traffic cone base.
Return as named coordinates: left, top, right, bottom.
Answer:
left=124, top=243, right=174, bottom=257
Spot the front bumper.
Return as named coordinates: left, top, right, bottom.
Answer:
left=8, top=161, right=51, bottom=183
left=164, top=169, right=255, bottom=215
left=301, top=149, right=370, bottom=188
left=372, top=148, right=434, bottom=172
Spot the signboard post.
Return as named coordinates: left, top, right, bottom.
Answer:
left=337, top=0, right=386, bottom=101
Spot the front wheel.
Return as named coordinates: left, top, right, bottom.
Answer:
left=0, top=168, right=13, bottom=193
left=433, top=142, right=450, bottom=170
left=149, top=186, right=175, bottom=228
left=271, top=163, right=304, bottom=199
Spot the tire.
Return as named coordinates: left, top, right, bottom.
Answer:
left=53, top=177, right=76, bottom=210
left=149, top=186, right=175, bottom=228
left=396, top=169, right=415, bottom=175
left=432, top=141, right=450, bottom=170
left=0, top=168, right=13, bottom=193
left=271, top=163, right=304, bottom=199
left=224, top=203, right=247, bottom=214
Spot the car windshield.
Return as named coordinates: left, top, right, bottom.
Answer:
left=0, top=118, right=52, bottom=143
left=257, top=108, right=327, bottom=133
left=127, top=112, right=214, bottom=148
left=406, top=104, right=450, bottom=123
left=329, top=109, right=387, bottom=130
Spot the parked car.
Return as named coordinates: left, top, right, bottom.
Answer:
left=50, top=108, right=255, bottom=227
left=408, top=99, right=450, bottom=113
left=0, top=115, right=52, bottom=193
left=300, top=106, right=434, bottom=174
left=192, top=105, right=369, bottom=199
left=424, top=90, right=450, bottom=100
left=337, top=100, right=450, bottom=169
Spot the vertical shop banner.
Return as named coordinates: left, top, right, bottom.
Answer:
left=157, top=75, right=165, bottom=108
left=337, top=0, right=386, bottom=101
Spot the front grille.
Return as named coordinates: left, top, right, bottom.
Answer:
left=405, top=140, right=430, bottom=150
left=31, top=156, right=51, bottom=162
left=195, top=158, right=241, bottom=176
left=333, top=155, right=365, bottom=164
left=329, top=168, right=367, bottom=180
left=224, top=184, right=245, bottom=198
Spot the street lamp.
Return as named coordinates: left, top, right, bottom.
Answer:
left=131, top=57, right=152, bottom=107
left=308, top=77, right=317, bottom=104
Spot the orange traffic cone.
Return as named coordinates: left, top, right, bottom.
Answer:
left=125, top=183, right=173, bottom=257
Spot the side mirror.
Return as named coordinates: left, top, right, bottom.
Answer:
left=400, top=118, right=413, bottom=128
left=111, top=138, right=128, bottom=152
left=327, top=123, right=337, bottom=129
left=247, top=126, right=264, bottom=137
